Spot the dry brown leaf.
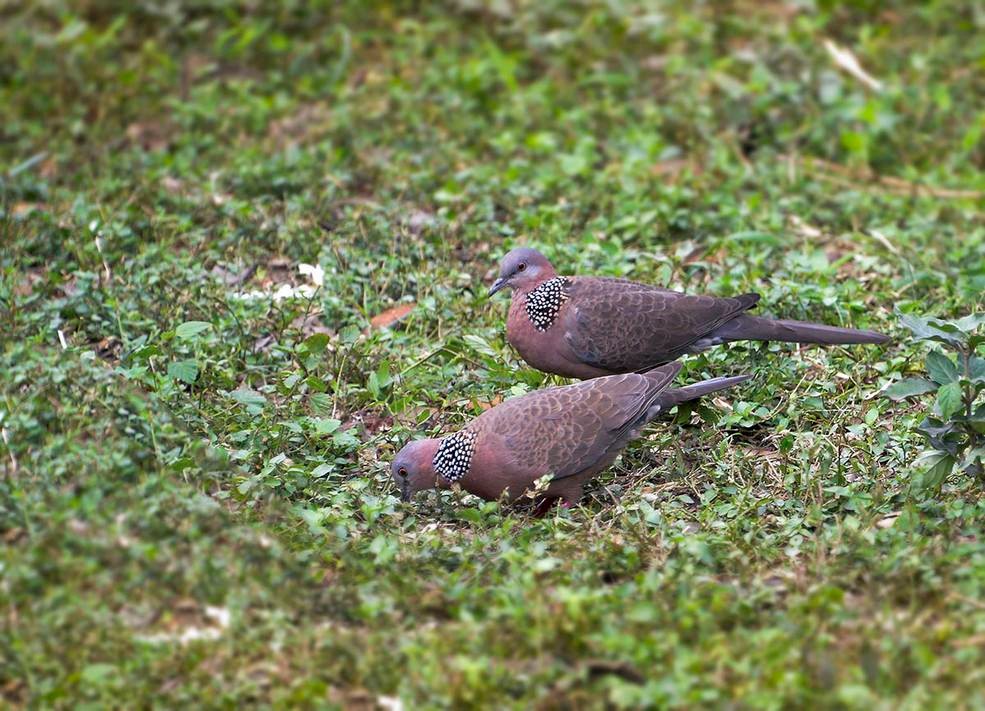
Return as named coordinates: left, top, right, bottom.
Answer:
left=1, top=677, right=25, bottom=705
left=40, top=157, right=58, bottom=179
left=370, top=303, right=415, bottom=329
left=788, top=214, right=824, bottom=239
left=327, top=688, right=376, bottom=711
left=11, top=202, right=42, bottom=217
left=268, top=102, right=333, bottom=148
left=2, top=527, right=25, bottom=544
left=291, top=312, right=333, bottom=339
left=161, top=176, right=184, bottom=194
left=341, top=409, right=394, bottom=437
left=474, top=395, right=503, bottom=411
left=126, top=120, right=172, bottom=151
left=405, top=209, right=436, bottom=235
left=14, top=269, right=44, bottom=297
left=953, top=633, right=985, bottom=648
left=95, top=336, right=121, bottom=361
left=651, top=158, right=689, bottom=177
left=253, top=334, right=276, bottom=353
left=681, top=244, right=708, bottom=265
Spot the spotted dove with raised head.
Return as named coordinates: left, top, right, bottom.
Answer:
left=391, top=362, right=750, bottom=506
left=487, top=247, right=890, bottom=380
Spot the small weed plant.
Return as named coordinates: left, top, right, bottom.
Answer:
left=885, top=312, right=985, bottom=489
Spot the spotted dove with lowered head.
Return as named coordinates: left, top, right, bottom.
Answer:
left=391, top=362, right=750, bottom=506
left=487, top=247, right=890, bottom=379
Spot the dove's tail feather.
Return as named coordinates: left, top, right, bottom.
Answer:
left=710, top=315, right=890, bottom=346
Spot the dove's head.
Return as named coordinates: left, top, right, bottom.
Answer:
left=391, top=438, right=442, bottom=502
left=487, top=247, right=556, bottom=296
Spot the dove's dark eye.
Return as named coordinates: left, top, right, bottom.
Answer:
left=398, top=467, right=408, bottom=477
left=517, top=263, right=527, bottom=272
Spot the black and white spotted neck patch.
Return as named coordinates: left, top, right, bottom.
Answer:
left=433, top=429, right=478, bottom=482
left=525, top=277, right=571, bottom=331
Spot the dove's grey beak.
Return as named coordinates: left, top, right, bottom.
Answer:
left=487, top=277, right=507, bottom=297
left=400, top=480, right=412, bottom=503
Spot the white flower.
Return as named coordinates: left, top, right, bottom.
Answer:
left=229, top=262, right=323, bottom=301
left=298, top=263, right=325, bottom=287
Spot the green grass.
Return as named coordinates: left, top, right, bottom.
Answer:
left=2, top=1, right=985, bottom=707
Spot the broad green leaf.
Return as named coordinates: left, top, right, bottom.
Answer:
left=311, top=463, right=333, bottom=478
left=883, top=377, right=937, bottom=401
left=301, top=332, right=331, bottom=357
left=283, top=373, right=301, bottom=389
left=309, top=393, right=334, bottom=416
left=167, top=359, right=199, bottom=384
left=339, top=324, right=361, bottom=344
left=237, top=476, right=256, bottom=495
left=368, top=534, right=398, bottom=564
left=898, top=312, right=965, bottom=347
left=726, top=231, right=780, bottom=246
left=367, top=370, right=380, bottom=399
left=175, top=320, right=212, bottom=340
left=116, top=365, right=148, bottom=381
left=928, top=318, right=961, bottom=334
left=953, top=313, right=985, bottom=333
left=960, top=446, right=985, bottom=473
left=131, top=344, right=161, bottom=361
left=925, top=351, right=959, bottom=385
left=298, top=508, right=327, bottom=535
left=969, top=405, right=985, bottom=435
left=375, top=363, right=391, bottom=388
left=311, top=417, right=341, bottom=435
left=935, top=381, right=963, bottom=419
left=230, top=388, right=266, bottom=408
left=559, top=151, right=590, bottom=177
left=916, top=418, right=953, bottom=437
left=926, top=324, right=967, bottom=348
left=305, top=376, right=328, bottom=392
left=279, top=420, right=303, bottom=434
left=463, top=333, right=499, bottom=358
left=332, top=428, right=361, bottom=448
left=898, top=312, right=935, bottom=339
left=840, top=130, right=869, bottom=156
left=457, top=508, right=482, bottom=523
left=920, top=453, right=954, bottom=491
left=367, top=363, right=391, bottom=400
left=969, top=356, right=985, bottom=383
left=81, top=663, right=117, bottom=684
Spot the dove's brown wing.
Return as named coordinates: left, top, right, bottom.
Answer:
left=560, top=277, right=760, bottom=372
left=473, top=363, right=680, bottom=483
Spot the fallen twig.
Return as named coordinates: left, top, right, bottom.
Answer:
left=824, top=39, right=883, bottom=92
left=1, top=427, right=16, bottom=475
left=783, top=154, right=984, bottom=200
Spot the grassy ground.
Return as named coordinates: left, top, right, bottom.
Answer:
left=2, top=1, right=985, bottom=707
